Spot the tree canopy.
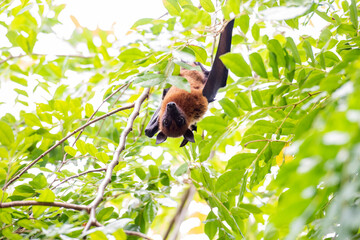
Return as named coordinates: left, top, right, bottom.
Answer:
left=1, top=0, right=360, bottom=239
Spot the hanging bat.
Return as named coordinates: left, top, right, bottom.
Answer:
left=145, top=19, right=234, bottom=147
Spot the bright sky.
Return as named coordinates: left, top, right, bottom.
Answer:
left=0, top=0, right=166, bottom=118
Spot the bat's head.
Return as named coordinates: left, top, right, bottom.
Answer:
left=156, top=102, right=194, bottom=147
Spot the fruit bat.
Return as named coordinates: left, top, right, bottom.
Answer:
left=145, top=19, right=234, bottom=147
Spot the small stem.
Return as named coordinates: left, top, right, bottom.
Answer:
left=51, top=168, right=106, bottom=190
left=0, top=201, right=89, bottom=212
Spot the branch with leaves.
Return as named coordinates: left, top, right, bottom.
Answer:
left=83, top=88, right=150, bottom=233
left=2, top=103, right=135, bottom=190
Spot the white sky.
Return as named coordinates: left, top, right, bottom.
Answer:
left=0, top=0, right=167, bottom=118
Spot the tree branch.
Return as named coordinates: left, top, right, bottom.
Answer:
left=51, top=168, right=107, bottom=190
left=124, top=230, right=153, bottom=240
left=163, top=185, right=196, bottom=240
left=244, top=139, right=289, bottom=147
left=2, top=103, right=135, bottom=190
left=83, top=88, right=150, bottom=233
left=0, top=201, right=89, bottom=212
left=0, top=53, right=94, bottom=65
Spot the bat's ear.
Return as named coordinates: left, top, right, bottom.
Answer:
left=180, top=139, right=188, bottom=147
left=184, top=129, right=195, bottom=143
left=156, top=132, right=167, bottom=144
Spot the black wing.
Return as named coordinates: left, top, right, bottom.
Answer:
left=202, top=19, right=234, bottom=103
left=144, top=88, right=169, bottom=138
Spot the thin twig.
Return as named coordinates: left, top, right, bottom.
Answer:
left=51, top=168, right=106, bottom=190
left=83, top=88, right=150, bottom=233
left=49, top=84, right=129, bottom=188
left=2, top=103, right=134, bottom=190
left=0, top=201, right=89, bottom=212
left=244, top=139, right=289, bottom=147
left=164, top=185, right=196, bottom=240
left=94, top=83, right=131, bottom=140
left=124, top=230, right=153, bottom=240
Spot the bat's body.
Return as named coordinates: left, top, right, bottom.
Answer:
left=145, top=20, right=234, bottom=147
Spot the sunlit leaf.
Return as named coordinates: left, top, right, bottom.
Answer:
left=0, top=121, right=14, bottom=147
left=220, top=53, right=252, bottom=77
left=200, top=0, right=215, bottom=12
left=249, top=52, right=268, bottom=78
left=215, top=170, right=244, bottom=192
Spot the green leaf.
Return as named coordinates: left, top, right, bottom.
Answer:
left=245, top=120, right=276, bottom=136
left=85, top=143, right=98, bottom=157
left=134, top=73, right=166, bottom=87
left=89, top=231, right=107, bottom=240
left=251, top=23, right=260, bottom=41
left=267, top=39, right=285, bottom=67
left=149, top=165, right=159, bottom=178
left=97, top=207, right=114, bottom=222
left=215, top=170, right=244, bottom=192
left=188, top=45, right=207, bottom=63
left=23, top=113, right=42, bottom=127
left=286, top=37, right=301, bottom=65
left=239, top=14, right=250, bottom=34
left=144, top=201, right=157, bottom=223
left=167, top=76, right=191, bottom=92
left=294, top=108, right=320, bottom=140
left=15, top=185, right=35, bottom=194
left=226, top=153, right=256, bottom=170
left=303, top=40, right=315, bottom=65
left=236, top=92, right=252, bottom=111
left=0, top=212, right=12, bottom=224
left=118, top=48, right=146, bottom=62
left=64, top=146, right=77, bottom=157
left=238, top=203, right=262, bottom=214
left=350, top=0, right=358, bottom=29
left=220, top=53, right=252, bottom=77
left=174, top=163, right=188, bottom=176
left=131, top=18, right=153, bottom=29
left=162, top=0, right=181, bottom=16
left=0, top=121, right=14, bottom=147
left=200, top=0, right=215, bottom=12
left=251, top=90, right=263, bottom=107
left=198, top=116, right=227, bottom=132
left=2, top=228, right=22, bottom=240
left=85, top=103, right=94, bottom=117
left=10, top=76, right=27, bottom=87
left=38, top=188, right=55, bottom=202
left=249, top=52, right=268, bottom=78
left=135, top=168, right=146, bottom=180
left=238, top=172, right=248, bottom=202
left=269, top=52, right=280, bottom=79
left=205, top=211, right=218, bottom=239
left=33, top=189, right=55, bottom=218
left=14, top=88, right=28, bottom=97
left=29, top=173, right=47, bottom=189
left=96, top=152, right=110, bottom=164
left=231, top=207, right=250, bottom=219
left=219, top=98, right=240, bottom=118
left=113, top=228, right=127, bottom=240
left=76, top=140, right=87, bottom=155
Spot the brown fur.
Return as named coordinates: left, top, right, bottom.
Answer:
left=158, top=69, right=208, bottom=137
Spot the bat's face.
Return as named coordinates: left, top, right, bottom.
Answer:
left=156, top=101, right=195, bottom=146
left=159, top=102, right=188, bottom=138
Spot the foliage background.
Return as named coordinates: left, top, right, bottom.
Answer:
left=0, top=0, right=360, bottom=239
